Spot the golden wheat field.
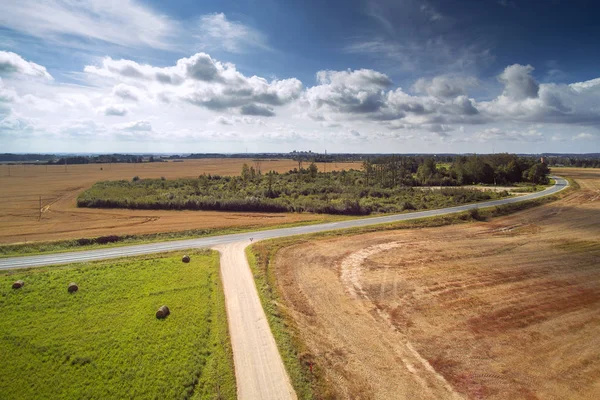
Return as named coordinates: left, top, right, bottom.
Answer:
left=0, top=159, right=360, bottom=244
left=272, top=168, right=600, bottom=399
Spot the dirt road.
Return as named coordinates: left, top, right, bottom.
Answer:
left=214, top=241, right=297, bottom=400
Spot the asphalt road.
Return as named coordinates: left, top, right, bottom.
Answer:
left=0, top=176, right=568, bottom=270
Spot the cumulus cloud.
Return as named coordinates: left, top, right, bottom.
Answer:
left=112, top=84, right=142, bottom=101
left=305, top=69, right=392, bottom=114
left=240, top=104, right=275, bottom=117
left=101, top=104, right=128, bottom=116
left=85, top=53, right=303, bottom=116
left=0, top=51, right=53, bottom=79
left=212, top=115, right=267, bottom=126
left=304, top=68, right=483, bottom=127
left=412, top=75, right=478, bottom=98
left=120, top=120, right=152, bottom=131
left=473, top=127, right=544, bottom=142
left=480, top=67, right=600, bottom=126
left=215, top=116, right=233, bottom=125
left=499, top=64, right=539, bottom=100
left=196, top=13, right=271, bottom=53
left=2, top=47, right=599, bottom=150
left=59, top=119, right=107, bottom=137
left=0, top=113, right=35, bottom=137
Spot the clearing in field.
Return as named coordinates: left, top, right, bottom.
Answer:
left=0, top=250, right=235, bottom=399
left=259, top=168, right=600, bottom=399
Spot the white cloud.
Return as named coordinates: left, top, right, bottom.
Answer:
left=473, top=127, right=544, bottom=142
left=304, top=69, right=483, bottom=126
left=112, top=84, right=142, bottom=101
left=196, top=13, right=271, bottom=53
left=2, top=49, right=599, bottom=153
left=85, top=53, right=303, bottom=116
left=412, top=75, right=478, bottom=99
left=0, top=0, right=174, bottom=49
left=100, top=104, right=129, bottom=117
left=119, top=120, right=152, bottom=131
left=480, top=67, right=600, bottom=126
left=0, top=51, right=53, bottom=79
left=215, top=116, right=233, bottom=125
left=498, top=64, right=539, bottom=100
left=240, top=104, right=275, bottom=117
left=573, top=132, right=594, bottom=140
left=304, top=69, right=392, bottom=114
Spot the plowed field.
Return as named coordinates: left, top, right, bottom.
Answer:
left=273, top=168, right=600, bottom=399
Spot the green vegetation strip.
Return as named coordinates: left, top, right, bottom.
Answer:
left=0, top=250, right=235, bottom=399
left=246, top=182, right=575, bottom=398
left=78, top=155, right=535, bottom=216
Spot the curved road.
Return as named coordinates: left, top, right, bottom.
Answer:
left=0, top=177, right=568, bottom=400
left=0, top=176, right=567, bottom=270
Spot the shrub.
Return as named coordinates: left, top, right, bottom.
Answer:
left=468, top=208, right=484, bottom=221
left=402, top=201, right=416, bottom=211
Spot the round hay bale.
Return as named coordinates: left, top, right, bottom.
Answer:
left=182, top=255, right=190, bottom=263
left=12, top=280, right=24, bottom=289
left=68, top=282, right=79, bottom=293
left=156, top=305, right=170, bottom=319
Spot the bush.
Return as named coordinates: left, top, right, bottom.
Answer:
left=132, top=176, right=140, bottom=182
left=468, top=208, right=484, bottom=221
left=402, top=201, right=416, bottom=211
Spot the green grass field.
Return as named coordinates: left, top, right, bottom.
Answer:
left=0, top=250, right=235, bottom=400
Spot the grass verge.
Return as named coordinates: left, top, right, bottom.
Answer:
left=0, top=249, right=236, bottom=399
left=245, top=178, right=575, bottom=398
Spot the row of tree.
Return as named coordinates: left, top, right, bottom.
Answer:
left=361, top=154, right=550, bottom=187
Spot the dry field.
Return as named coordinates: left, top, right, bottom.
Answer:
left=273, top=168, right=600, bottom=399
left=0, top=159, right=359, bottom=244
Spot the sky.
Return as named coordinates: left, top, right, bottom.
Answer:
left=0, top=0, right=599, bottom=154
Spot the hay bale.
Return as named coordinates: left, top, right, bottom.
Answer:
left=182, top=255, right=190, bottom=263
left=68, top=282, right=79, bottom=293
left=12, top=280, right=24, bottom=289
left=156, top=305, right=170, bottom=319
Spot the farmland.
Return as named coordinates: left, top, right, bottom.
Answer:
left=253, top=167, right=600, bottom=399
left=0, top=249, right=235, bottom=399
left=0, top=159, right=359, bottom=244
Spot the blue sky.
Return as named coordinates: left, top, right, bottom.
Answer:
left=0, top=0, right=598, bottom=153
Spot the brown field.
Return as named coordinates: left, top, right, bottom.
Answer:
left=0, top=159, right=359, bottom=244
left=272, top=168, right=600, bottom=399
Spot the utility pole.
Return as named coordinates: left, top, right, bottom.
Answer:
left=39, top=196, right=42, bottom=221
